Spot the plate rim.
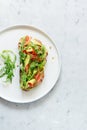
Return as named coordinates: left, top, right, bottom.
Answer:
left=0, top=25, right=61, bottom=103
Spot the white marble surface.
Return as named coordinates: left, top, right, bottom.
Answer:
left=0, top=0, right=87, bottom=129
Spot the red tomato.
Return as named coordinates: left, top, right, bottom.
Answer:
left=35, top=72, right=40, bottom=80
left=29, top=49, right=37, bottom=56
left=28, top=82, right=33, bottom=88
left=23, top=50, right=27, bottom=54
left=25, top=35, right=29, bottom=41
left=25, top=64, right=29, bottom=73
left=35, top=71, right=44, bottom=83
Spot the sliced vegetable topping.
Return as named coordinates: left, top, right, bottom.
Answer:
left=18, top=35, right=48, bottom=90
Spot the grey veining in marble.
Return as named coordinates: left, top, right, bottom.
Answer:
left=0, top=0, right=87, bottom=130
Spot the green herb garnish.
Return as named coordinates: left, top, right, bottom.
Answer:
left=0, top=50, right=16, bottom=83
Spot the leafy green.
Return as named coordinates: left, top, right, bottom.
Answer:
left=30, top=61, right=38, bottom=70
left=21, top=72, right=27, bottom=86
left=19, top=51, right=26, bottom=64
left=0, top=50, right=16, bottom=82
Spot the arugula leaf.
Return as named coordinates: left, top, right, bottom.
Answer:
left=0, top=50, right=16, bottom=83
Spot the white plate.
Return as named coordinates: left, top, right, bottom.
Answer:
left=0, top=25, right=61, bottom=103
